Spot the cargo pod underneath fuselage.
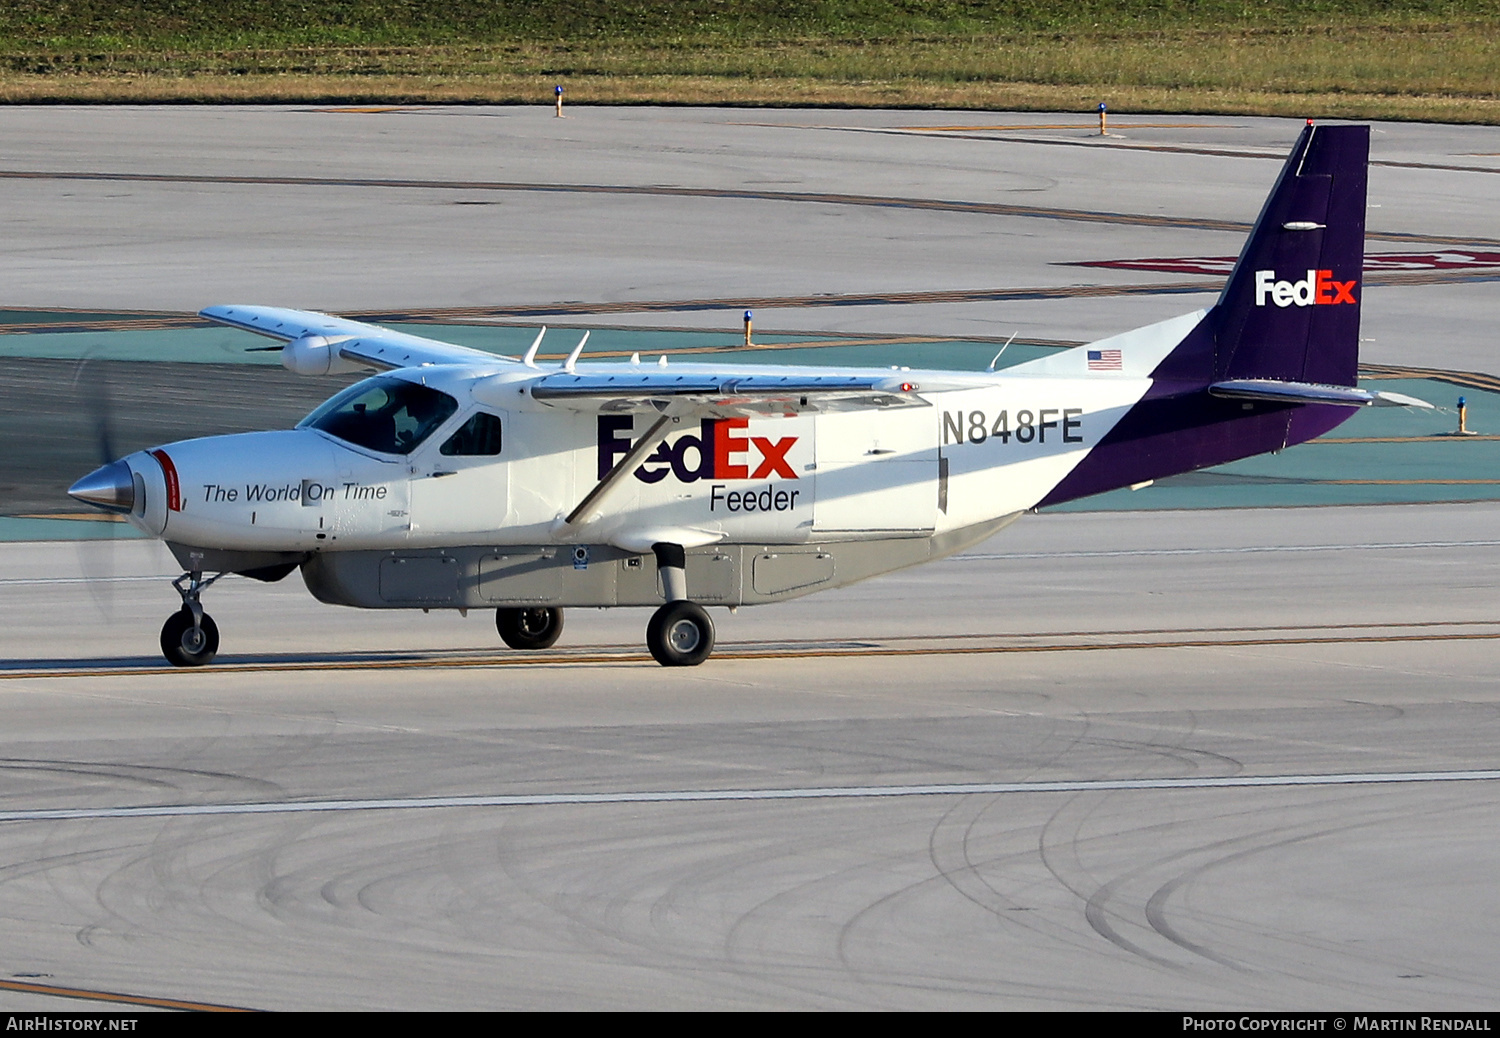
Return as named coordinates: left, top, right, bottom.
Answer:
left=299, top=514, right=1017, bottom=610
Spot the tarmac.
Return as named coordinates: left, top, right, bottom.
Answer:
left=0, top=106, right=1498, bottom=1010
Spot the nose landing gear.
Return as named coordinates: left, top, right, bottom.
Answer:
left=160, top=608, right=220, bottom=667
left=161, top=567, right=224, bottom=667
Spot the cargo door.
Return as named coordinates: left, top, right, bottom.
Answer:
left=812, top=407, right=936, bottom=533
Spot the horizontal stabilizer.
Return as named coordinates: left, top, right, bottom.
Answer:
left=1209, top=379, right=1432, bottom=408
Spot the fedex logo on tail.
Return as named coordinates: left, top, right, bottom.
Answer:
left=598, top=416, right=802, bottom=484
left=1254, top=269, right=1357, bottom=308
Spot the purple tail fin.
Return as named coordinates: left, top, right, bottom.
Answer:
left=1037, top=123, right=1370, bottom=509
left=1214, top=123, right=1368, bottom=386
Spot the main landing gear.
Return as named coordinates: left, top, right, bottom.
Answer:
left=161, top=566, right=224, bottom=667
left=646, top=600, right=714, bottom=667
left=154, top=546, right=717, bottom=668
left=645, top=543, right=715, bottom=667
left=491, top=545, right=716, bottom=666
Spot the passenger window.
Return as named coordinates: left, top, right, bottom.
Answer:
left=440, top=412, right=503, bottom=456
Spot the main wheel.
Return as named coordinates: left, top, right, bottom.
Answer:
left=495, top=606, right=564, bottom=650
left=646, top=601, right=715, bottom=667
left=160, top=608, right=219, bottom=667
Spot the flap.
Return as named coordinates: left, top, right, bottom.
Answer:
left=526, top=371, right=949, bottom=417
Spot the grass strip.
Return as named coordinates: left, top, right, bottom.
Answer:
left=0, top=4, right=1496, bottom=122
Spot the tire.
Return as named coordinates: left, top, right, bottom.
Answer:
left=646, top=601, right=715, bottom=667
left=160, top=608, right=219, bottom=667
left=495, top=606, right=564, bottom=650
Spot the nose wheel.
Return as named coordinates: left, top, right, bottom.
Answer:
left=161, top=564, right=225, bottom=667
left=160, top=608, right=219, bottom=667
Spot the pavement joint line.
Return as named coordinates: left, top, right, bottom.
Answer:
left=7, top=628, right=1500, bottom=679
left=1, top=168, right=1494, bottom=248
left=786, top=125, right=1500, bottom=177
left=887, top=123, right=1237, bottom=132
left=3, top=769, right=1499, bottom=825
left=2, top=267, right=1493, bottom=332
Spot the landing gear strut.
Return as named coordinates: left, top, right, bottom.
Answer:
left=496, top=606, right=564, bottom=650
left=645, top=542, right=715, bottom=667
left=161, top=566, right=224, bottom=667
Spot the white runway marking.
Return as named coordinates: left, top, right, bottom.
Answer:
left=958, top=539, right=1500, bottom=561
left=4, top=770, right=1499, bottom=824
left=0, top=575, right=166, bottom=585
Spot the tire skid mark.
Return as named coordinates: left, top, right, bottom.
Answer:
left=1133, top=791, right=1500, bottom=993
left=1046, top=709, right=1245, bottom=969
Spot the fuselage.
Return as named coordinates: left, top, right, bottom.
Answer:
left=110, top=357, right=1157, bottom=557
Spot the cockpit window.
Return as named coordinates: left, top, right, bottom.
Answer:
left=299, top=376, right=459, bottom=455
left=440, top=412, right=503, bottom=456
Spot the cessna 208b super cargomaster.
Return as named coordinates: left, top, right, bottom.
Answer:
left=69, top=123, right=1424, bottom=667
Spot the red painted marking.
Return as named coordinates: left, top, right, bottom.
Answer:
left=750, top=436, right=798, bottom=479
left=714, top=417, right=750, bottom=479
left=150, top=449, right=181, bottom=511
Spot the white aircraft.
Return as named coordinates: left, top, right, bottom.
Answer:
left=69, top=123, right=1425, bottom=667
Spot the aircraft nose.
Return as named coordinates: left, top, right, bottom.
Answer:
left=68, top=460, right=135, bottom=514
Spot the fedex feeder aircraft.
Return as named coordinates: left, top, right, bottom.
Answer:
left=69, top=123, right=1424, bottom=667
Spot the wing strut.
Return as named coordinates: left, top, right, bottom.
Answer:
left=560, top=413, right=675, bottom=529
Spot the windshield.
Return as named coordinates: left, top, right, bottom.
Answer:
left=299, top=376, right=459, bottom=455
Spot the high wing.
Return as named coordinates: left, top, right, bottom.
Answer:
left=200, top=304, right=512, bottom=373
left=520, top=370, right=963, bottom=417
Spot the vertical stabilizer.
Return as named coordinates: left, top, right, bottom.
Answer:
left=1036, top=123, right=1372, bottom=509
left=1213, top=123, right=1369, bottom=387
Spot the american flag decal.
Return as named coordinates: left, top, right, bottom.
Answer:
left=1087, top=349, right=1122, bottom=371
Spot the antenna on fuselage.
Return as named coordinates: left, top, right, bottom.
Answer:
left=522, top=327, right=547, bottom=368
left=987, top=332, right=1019, bottom=373
left=563, top=331, right=590, bottom=372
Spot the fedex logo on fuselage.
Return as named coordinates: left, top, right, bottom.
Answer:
left=598, top=416, right=800, bottom=484
left=1254, top=269, right=1357, bottom=307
